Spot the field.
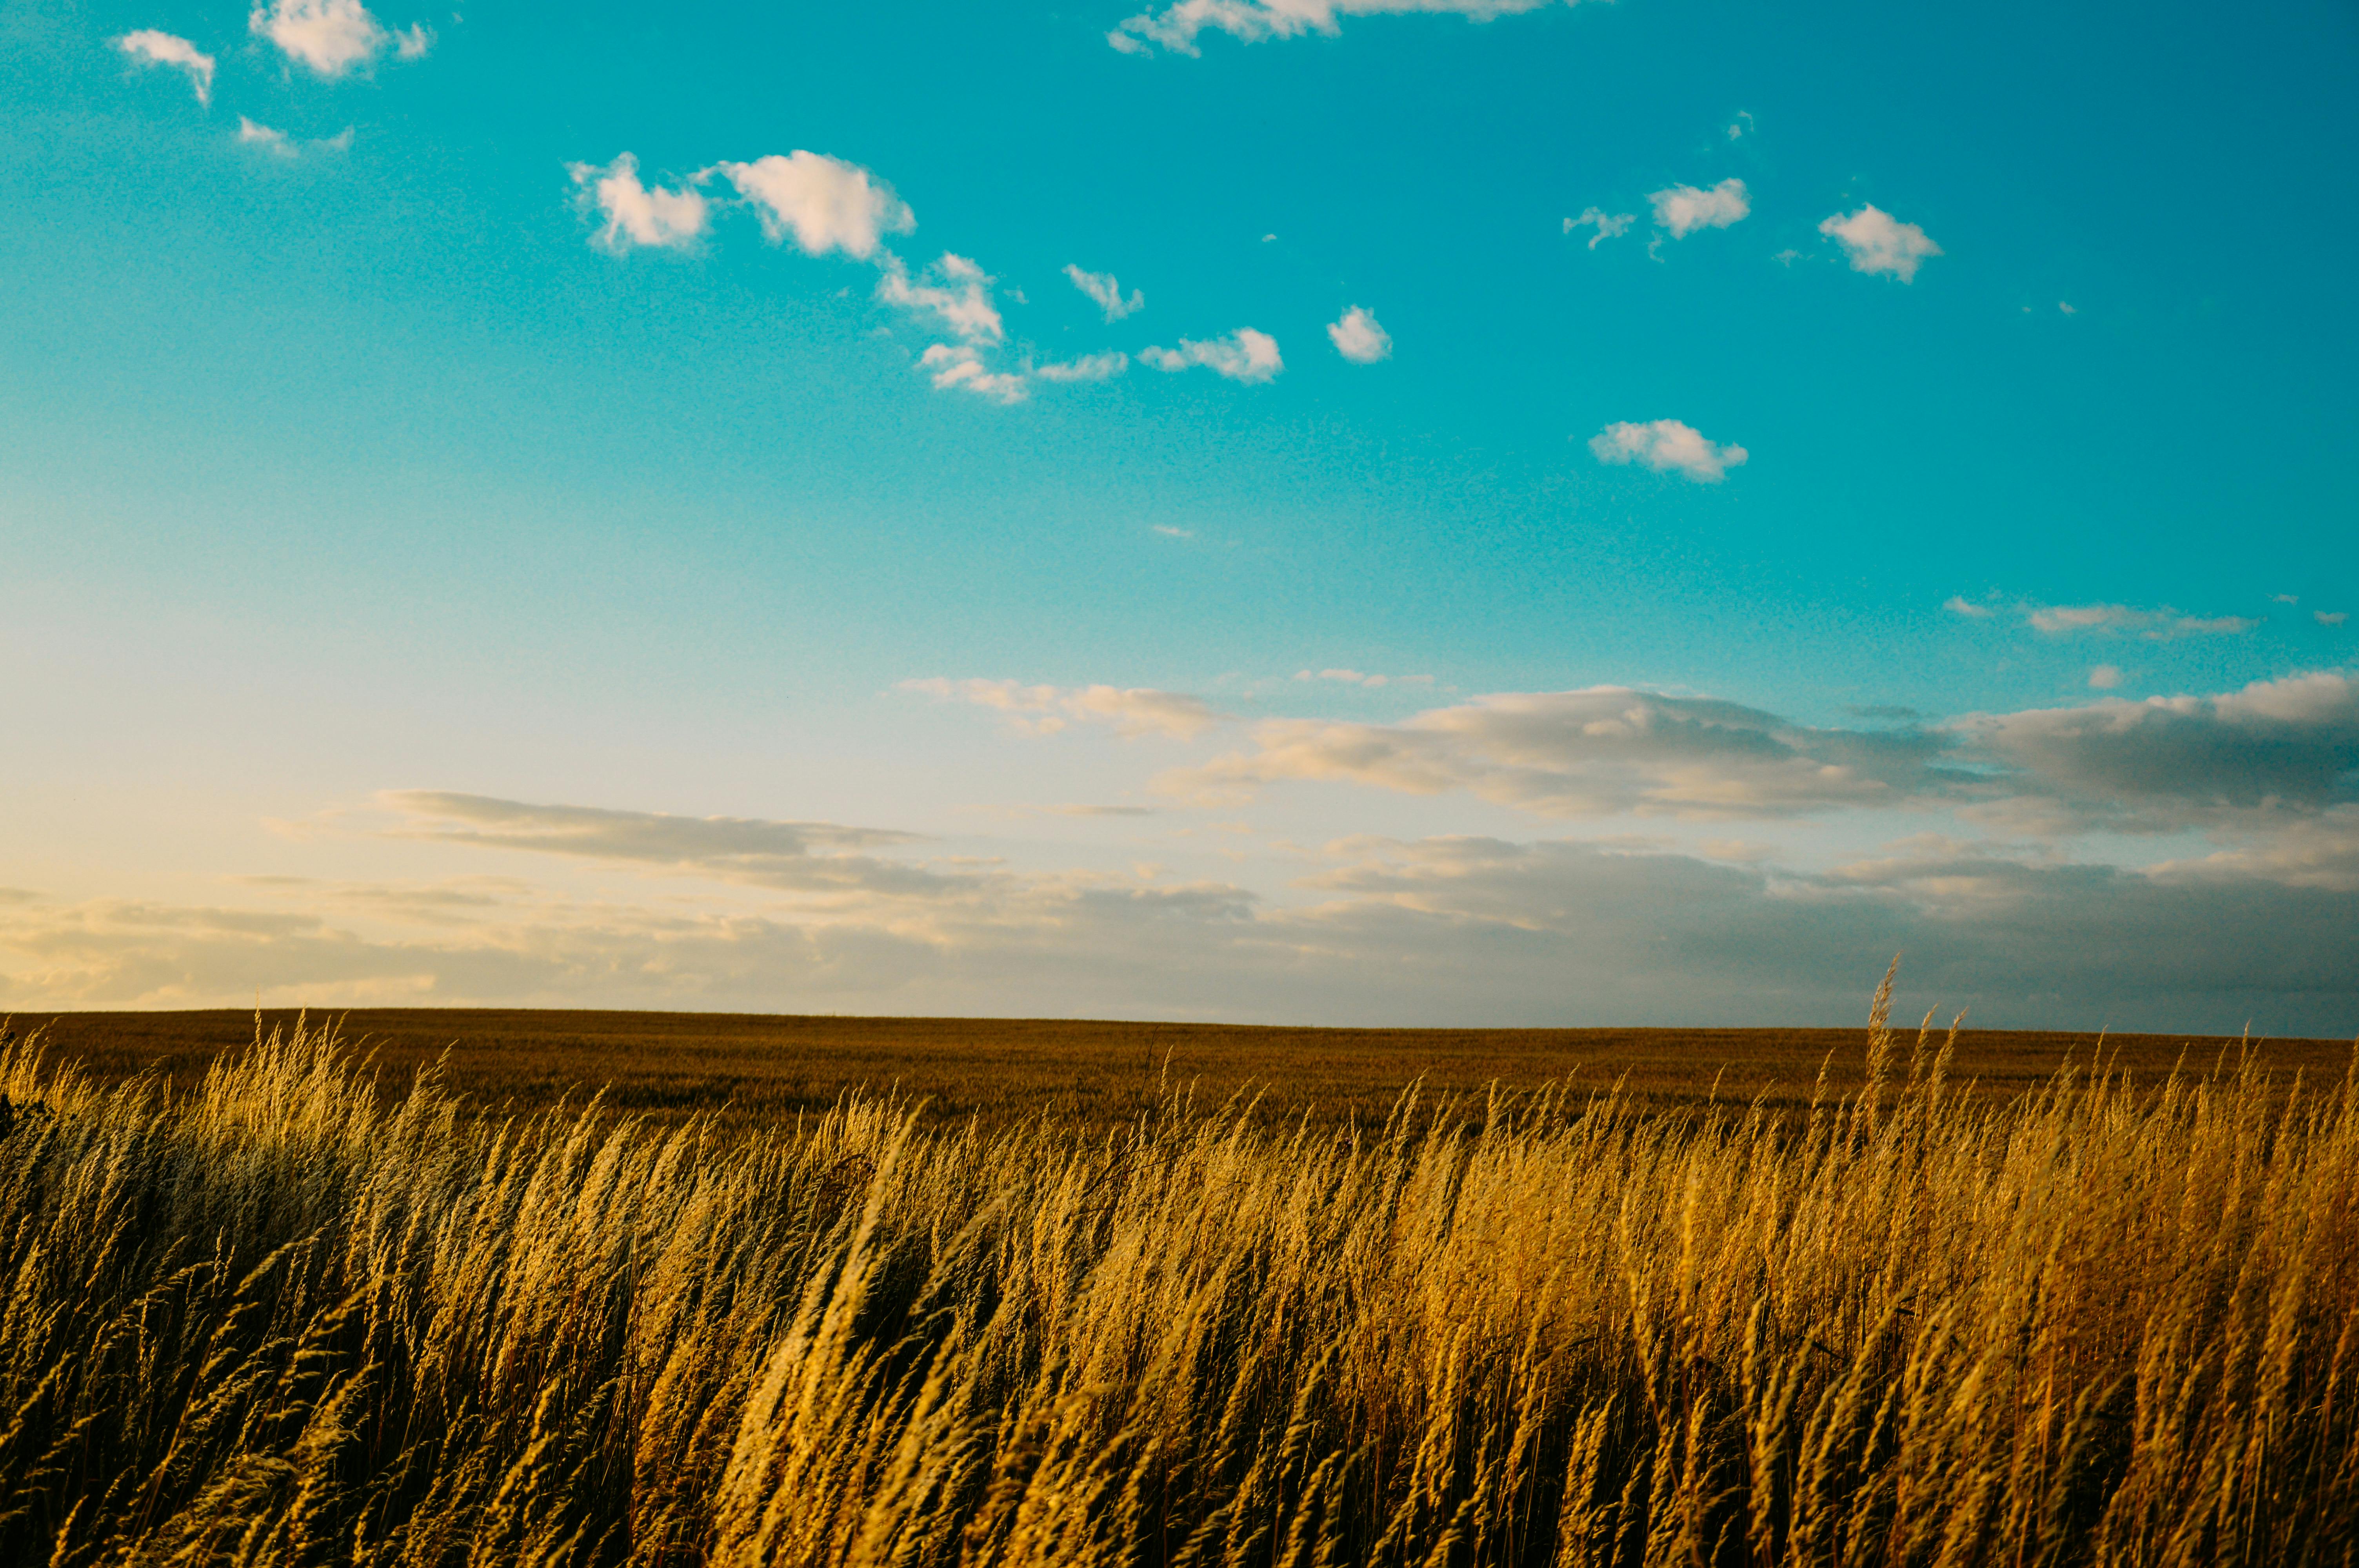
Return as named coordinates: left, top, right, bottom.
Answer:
left=0, top=988, right=2353, bottom=1565
left=9, top=1004, right=2352, bottom=1128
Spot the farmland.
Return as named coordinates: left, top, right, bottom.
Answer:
left=0, top=990, right=2353, bottom=1563
left=9, top=1004, right=2347, bottom=1128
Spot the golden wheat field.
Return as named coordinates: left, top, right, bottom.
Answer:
left=0, top=980, right=2354, bottom=1566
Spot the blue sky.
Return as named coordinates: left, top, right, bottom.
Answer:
left=3, top=0, right=2355, bottom=1031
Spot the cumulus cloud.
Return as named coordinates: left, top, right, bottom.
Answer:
left=116, top=30, right=214, bottom=104
left=392, top=21, right=432, bottom=58
left=878, top=252, right=1005, bottom=343
left=2023, top=602, right=2259, bottom=640
left=1649, top=179, right=1749, bottom=238
left=249, top=0, right=407, bottom=77
left=2321, top=612, right=2349, bottom=628
left=2089, top=665, right=2123, bottom=690
left=1326, top=306, right=1392, bottom=364
left=1140, top=328, right=1282, bottom=383
left=903, top=678, right=1224, bottom=740
left=567, top=153, right=709, bottom=252
left=1034, top=351, right=1129, bottom=383
left=1819, top=205, right=1942, bottom=283
left=1065, top=265, right=1144, bottom=321
left=1564, top=207, right=1635, bottom=249
left=1589, top=419, right=1748, bottom=483
left=707, top=152, right=913, bottom=260
left=1165, top=687, right=1950, bottom=818
left=1108, top=0, right=1564, bottom=56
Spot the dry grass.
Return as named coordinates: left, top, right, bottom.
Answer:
left=0, top=976, right=2354, bottom=1565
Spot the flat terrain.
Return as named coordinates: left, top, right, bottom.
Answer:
left=5, top=1007, right=2350, bottom=1128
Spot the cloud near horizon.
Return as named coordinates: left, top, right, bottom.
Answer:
left=7, top=812, right=2355, bottom=1033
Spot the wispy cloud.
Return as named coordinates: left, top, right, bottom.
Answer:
left=1564, top=207, right=1635, bottom=249
left=902, top=678, right=1225, bottom=740
left=1165, top=687, right=1948, bottom=818
left=1819, top=204, right=1941, bottom=282
left=918, top=344, right=1028, bottom=402
left=1944, top=596, right=1994, bottom=619
left=236, top=117, right=352, bottom=157
left=116, top=30, right=215, bottom=104
left=567, top=153, right=709, bottom=252
left=707, top=152, right=913, bottom=260
left=1589, top=419, right=1748, bottom=483
left=1034, top=351, right=1130, bottom=383
left=1108, top=0, right=1567, bottom=56
left=877, top=252, right=1005, bottom=344
left=2022, top=601, right=2259, bottom=640
left=1141, top=328, right=1283, bottom=383
left=1648, top=179, right=1749, bottom=238
left=1064, top=265, right=1144, bottom=321
left=379, top=791, right=944, bottom=895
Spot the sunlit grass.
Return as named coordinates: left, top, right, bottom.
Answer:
left=0, top=972, right=2352, bottom=1564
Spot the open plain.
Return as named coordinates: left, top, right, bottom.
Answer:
left=9, top=1005, right=2352, bottom=1127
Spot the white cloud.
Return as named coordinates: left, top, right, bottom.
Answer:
left=2089, top=665, right=2123, bottom=690
left=116, top=30, right=215, bottom=104
left=707, top=152, right=913, bottom=260
left=903, top=678, right=1224, bottom=740
left=249, top=0, right=394, bottom=77
left=1108, top=0, right=1563, bottom=56
left=236, top=117, right=296, bottom=156
left=2022, top=601, right=2259, bottom=640
left=1818, top=205, right=1941, bottom=283
left=1327, top=306, right=1391, bottom=363
left=393, top=21, right=432, bottom=58
left=1563, top=207, right=1634, bottom=249
left=1034, top=352, right=1129, bottom=383
left=919, top=344, right=1028, bottom=403
left=1152, top=524, right=1193, bottom=538
left=1589, top=419, right=1748, bottom=483
left=1648, top=178, right=1749, bottom=238
left=1064, top=265, right=1143, bottom=321
left=1140, top=328, right=1282, bottom=383
left=567, top=154, right=709, bottom=253
left=1944, top=596, right=1994, bottom=619
left=1727, top=110, right=1755, bottom=140
left=2320, top=612, right=2349, bottom=628
left=877, top=252, right=1004, bottom=343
